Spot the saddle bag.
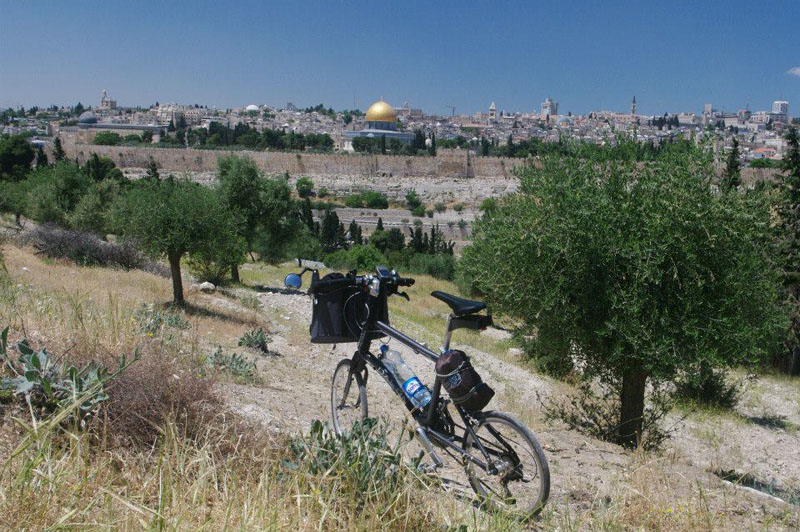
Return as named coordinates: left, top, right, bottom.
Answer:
left=309, top=271, right=388, bottom=344
left=435, top=349, right=494, bottom=411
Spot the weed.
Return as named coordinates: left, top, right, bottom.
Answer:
left=238, top=327, right=272, bottom=355
left=135, top=304, right=190, bottom=335
left=0, top=325, right=137, bottom=425
left=207, top=348, right=258, bottom=382
left=237, top=292, right=261, bottom=310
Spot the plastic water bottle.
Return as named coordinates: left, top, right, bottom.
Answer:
left=380, top=345, right=432, bottom=409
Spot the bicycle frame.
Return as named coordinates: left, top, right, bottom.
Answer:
left=344, top=289, right=502, bottom=473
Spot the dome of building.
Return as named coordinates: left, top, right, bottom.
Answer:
left=245, top=104, right=259, bottom=112
left=365, top=99, right=397, bottom=122
left=78, top=111, right=98, bottom=124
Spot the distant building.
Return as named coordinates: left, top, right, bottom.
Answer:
left=541, top=97, right=558, bottom=119
left=631, top=96, right=637, bottom=115
left=489, top=102, right=497, bottom=120
left=99, top=89, right=116, bottom=111
left=771, top=100, right=789, bottom=123
left=343, top=98, right=414, bottom=151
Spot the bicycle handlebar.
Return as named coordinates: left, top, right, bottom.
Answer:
left=308, top=269, right=414, bottom=295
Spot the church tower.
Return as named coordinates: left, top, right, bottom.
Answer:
left=631, top=96, right=637, bottom=116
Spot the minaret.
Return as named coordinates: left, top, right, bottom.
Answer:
left=631, top=96, right=637, bottom=115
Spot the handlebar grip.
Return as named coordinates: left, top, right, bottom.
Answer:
left=310, top=277, right=356, bottom=294
left=397, top=277, right=415, bottom=287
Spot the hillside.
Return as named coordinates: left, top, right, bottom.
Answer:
left=1, top=241, right=798, bottom=530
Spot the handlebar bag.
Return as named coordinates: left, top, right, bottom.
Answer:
left=309, top=272, right=388, bottom=344
left=435, top=349, right=494, bottom=411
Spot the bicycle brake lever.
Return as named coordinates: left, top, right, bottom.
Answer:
left=397, top=291, right=410, bottom=301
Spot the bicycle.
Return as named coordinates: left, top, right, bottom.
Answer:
left=285, top=264, right=550, bottom=519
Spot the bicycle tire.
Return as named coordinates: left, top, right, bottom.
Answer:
left=462, top=410, right=550, bottom=520
left=330, top=358, right=368, bottom=436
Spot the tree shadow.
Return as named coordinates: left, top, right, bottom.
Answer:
left=250, top=285, right=307, bottom=296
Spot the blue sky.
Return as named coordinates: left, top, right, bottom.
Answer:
left=1, top=0, right=798, bottom=116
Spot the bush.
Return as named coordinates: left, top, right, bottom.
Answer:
left=92, top=132, right=122, bottom=146
left=425, top=209, right=434, bottom=218
left=434, top=202, right=446, bottom=213
left=452, top=203, right=464, bottom=212
left=25, top=162, right=90, bottom=226
left=325, top=244, right=387, bottom=271
left=21, top=225, right=166, bottom=273
left=407, top=253, right=456, bottom=280
left=479, top=197, right=498, bottom=212
left=135, top=304, right=191, bottom=336
left=345, top=191, right=388, bottom=209
left=675, top=367, right=740, bottom=409
left=405, top=190, right=421, bottom=210
left=411, top=205, right=426, bottom=217
left=296, top=177, right=314, bottom=198
left=318, top=186, right=330, bottom=197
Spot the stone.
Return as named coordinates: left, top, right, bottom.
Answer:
left=198, top=281, right=216, bottom=293
left=508, top=347, right=524, bottom=358
left=480, top=327, right=513, bottom=341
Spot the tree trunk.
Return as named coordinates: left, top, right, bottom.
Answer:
left=168, top=251, right=184, bottom=305
left=618, top=368, right=648, bottom=448
left=231, top=263, right=240, bottom=283
left=14, top=213, right=21, bottom=226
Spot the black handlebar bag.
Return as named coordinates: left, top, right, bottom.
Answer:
left=309, top=272, right=389, bottom=344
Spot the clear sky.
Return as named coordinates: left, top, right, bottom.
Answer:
left=1, top=0, right=799, bottom=116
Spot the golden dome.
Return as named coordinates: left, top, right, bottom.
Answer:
left=365, top=99, right=397, bottom=122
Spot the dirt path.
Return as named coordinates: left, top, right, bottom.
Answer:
left=222, top=286, right=800, bottom=529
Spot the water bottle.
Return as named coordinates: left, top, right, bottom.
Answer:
left=380, top=345, right=432, bottom=409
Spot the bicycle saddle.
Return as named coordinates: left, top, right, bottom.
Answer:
left=431, top=291, right=487, bottom=316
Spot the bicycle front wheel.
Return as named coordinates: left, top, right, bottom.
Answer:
left=330, top=358, right=368, bottom=436
left=463, top=411, right=550, bottom=520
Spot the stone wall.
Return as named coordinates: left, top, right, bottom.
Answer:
left=60, top=139, right=524, bottom=180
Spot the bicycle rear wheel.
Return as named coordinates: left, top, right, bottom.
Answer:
left=462, top=411, right=550, bottom=520
left=330, top=358, right=368, bottom=436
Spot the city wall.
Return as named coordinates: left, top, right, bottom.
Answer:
left=60, top=140, right=524, bottom=181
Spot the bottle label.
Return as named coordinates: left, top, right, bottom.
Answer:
left=402, top=377, right=422, bottom=398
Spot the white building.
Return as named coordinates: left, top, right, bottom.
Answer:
left=771, top=100, right=789, bottom=123
left=541, top=97, right=558, bottom=119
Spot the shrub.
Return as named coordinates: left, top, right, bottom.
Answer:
left=325, top=245, right=387, bottom=271
left=318, top=186, right=330, bottom=197
left=411, top=205, right=426, bottom=217
left=22, top=225, right=161, bottom=271
left=675, top=367, right=740, bottom=409
left=405, top=189, right=421, bottom=210
left=92, top=131, right=122, bottom=146
left=238, top=327, right=272, bottom=355
left=407, top=253, right=456, bottom=280
left=452, top=202, right=464, bottom=212
left=345, top=191, right=388, bottom=209
left=25, top=162, right=90, bottom=226
left=425, top=209, right=434, bottom=218
left=479, top=197, right=498, bottom=212
left=296, top=177, right=314, bottom=198
left=434, top=202, right=446, bottom=213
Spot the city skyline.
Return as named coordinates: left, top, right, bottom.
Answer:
left=1, top=0, right=799, bottom=116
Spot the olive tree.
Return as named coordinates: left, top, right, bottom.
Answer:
left=114, top=177, right=239, bottom=304
left=217, top=155, right=294, bottom=277
left=459, top=146, right=788, bottom=447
